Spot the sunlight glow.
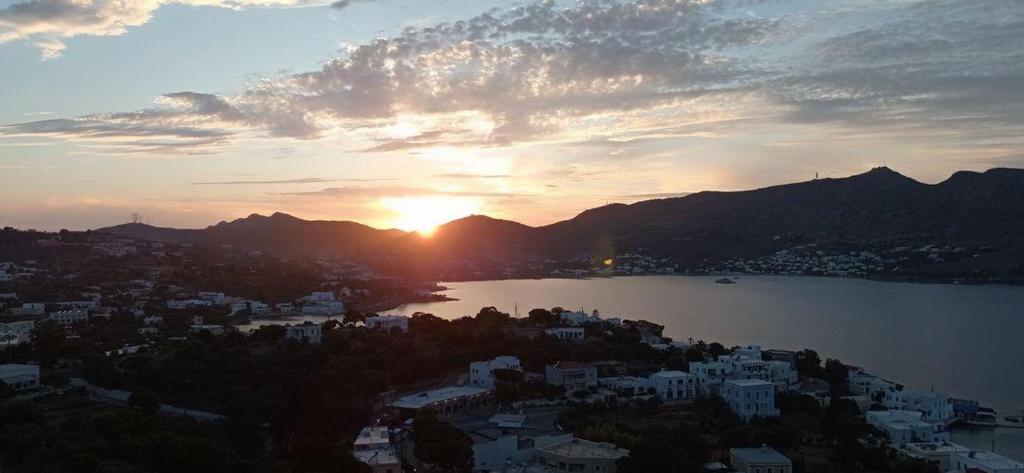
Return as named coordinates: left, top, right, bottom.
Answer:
left=381, top=196, right=482, bottom=235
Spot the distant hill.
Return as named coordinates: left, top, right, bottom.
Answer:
left=100, top=212, right=405, bottom=256
left=97, top=167, right=1024, bottom=275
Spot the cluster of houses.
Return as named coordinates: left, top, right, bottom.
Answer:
left=350, top=337, right=1023, bottom=473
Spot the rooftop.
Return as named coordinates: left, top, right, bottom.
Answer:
left=353, top=446, right=400, bottom=466
left=353, top=426, right=390, bottom=447
left=955, top=450, right=1024, bottom=469
left=731, top=446, right=792, bottom=465
left=0, top=364, right=39, bottom=378
left=905, top=442, right=970, bottom=454
left=392, top=385, right=490, bottom=409
left=539, top=438, right=629, bottom=460
left=726, top=378, right=774, bottom=387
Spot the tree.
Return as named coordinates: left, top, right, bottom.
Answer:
left=31, top=321, right=66, bottom=369
left=707, top=342, right=729, bottom=358
left=618, top=426, right=709, bottom=473
left=343, top=310, right=366, bottom=326
left=475, top=306, right=510, bottom=324
left=824, top=358, right=849, bottom=396
left=796, top=349, right=823, bottom=378
left=128, top=389, right=160, bottom=415
left=527, top=308, right=558, bottom=326
left=412, top=414, right=473, bottom=472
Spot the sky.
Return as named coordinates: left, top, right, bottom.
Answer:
left=1, top=0, right=1023, bottom=232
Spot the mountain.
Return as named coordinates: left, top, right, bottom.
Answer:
left=97, top=167, right=1024, bottom=276
left=100, top=212, right=405, bottom=255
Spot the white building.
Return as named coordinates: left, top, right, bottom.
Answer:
left=304, top=291, right=336, bottom=302
left=469, top=356, right=522, bottom=388
left=848, top=370, right=899, bottom=397
left=197, top=292, right=226, bottom=305
left=0, top=320, right=35, bottom=347
left=352, top=426, right=400, bottom=473
left=0, top=364, right=40, bottom=392
left=883, top=389, right=954, bottom=423
left=248, top=301, right=270, bottom=316
left=56, top=300, right=100, bottom=310
left=167, top=299, right=212, bottom=310
left=729, top=446, right=792, bottom=473
left=599, top=376, right=652, bottom=398
left=866, top=410, right=947, bottom=446
left=545, top=326, right=585, bottom=342
left=903, top=442, right=971, bottom=471
left=690, top=361, right=732, bottom=396
left=951, top=450, right=1024, bottom=473
left=391, top=385, right=491, bottom=417
left=535, top=438, right=629, bottom=473
left=545, top=362, right=598, bottom=392
left=20, top=303, right=46, bottom=315
left=301, top=301, right=345, bottom=316
left=364, top=315, right=409, bottom=332
left=649, top=370, right=696, bottom=401
left=49, top=309, right=89, bottom=326
left=285, top=323, right=323, bottom=344
left=723, top=379, right=780, bottom=421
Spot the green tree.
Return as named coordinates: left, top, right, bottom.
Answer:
left=527, top=308, right=558, bottom=326
left=824, top=358, right=849, bottom=396
left=412, top=414, right=473, bottom=472
left=344, top=310, right=366, bottom=326
left=796, top=349, right=823, bottom=378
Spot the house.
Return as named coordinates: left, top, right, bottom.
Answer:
left=723, top=379, right=780, bottom=421
left=0, top=320, right=35, bottom=346
left=0, top=364, right=40, bottom=392
left=167, top=299, right=212, bottom=310
left=848, top=370, right=899, bottom=397
left=49, top=309, right=89, bottom=326
left=285, top=323, right=323, bottom=344
left=248, top=301, right=270, bottom=316
left=690, top=361, right=732, bottom=396
left=352, top=426, right=400, bottom=473
left=535, top=437, right=629, bottom=473
left=19, top=303, right=46, bottom=316
left=365, top=315, right=409, bottom=332
left=390, top=386, right=492, bottom=417
left=301, top=301, right=345, bottom=316
left=276, top=303, right=296, bottom=313
left=649, top=370, right=696, bottom=401
left=883, top=388, right=954, bottom=423
left=950, top=450, right=1024, bottom=473
left=729, top=446, right=792, bottom=473
left=56, top=300, right=100, bottom=310
left=304, top=291, right=336, bottom=302
left=903, top=442, right=971, bottom=471
left=599, top=376, right=652, bottom=399
left=197, top=292, right=226, bottom=305
left=545, top=326, right=585, bottom=342
left=469, top=356, right=522, bottom=388
left=456, top=409, right=572, bottom=472
left=545, top=362, right=597, bottom=392
left=866, top=410, right=945, bottom=446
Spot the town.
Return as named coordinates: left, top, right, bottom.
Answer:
left=4, top=250, right=1023, bottom=473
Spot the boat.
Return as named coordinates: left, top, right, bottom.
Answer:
left=715, top=278, right=736, bottom=284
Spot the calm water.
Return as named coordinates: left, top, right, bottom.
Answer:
left=394, top=276, right=1024, bottom=415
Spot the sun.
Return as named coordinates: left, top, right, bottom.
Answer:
left=381, top=196, right=482, bottom=236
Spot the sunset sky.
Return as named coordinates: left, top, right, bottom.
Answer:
left=2, top=0, right=1022, bottom=232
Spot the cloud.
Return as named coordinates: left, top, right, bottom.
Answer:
left=192, top=177, right=395, bottom=185
left=3, top=0, right=1024, bottom=159
left=0, top=0, right=317, bottom=58
left=330, top=0, right=372, bottom=10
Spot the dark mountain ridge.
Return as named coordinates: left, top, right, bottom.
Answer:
left=97, top=167, right=1024, bottom=274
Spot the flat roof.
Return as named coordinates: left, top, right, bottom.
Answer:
left=731, top=447, right=792, bottom=465
left=0, top=364, right=39, bottom=378
left=956, top=450, right=1024, bottom=468
left=726, top=378, right=774, bottom=387
left=905, top=442, right=970, bottom=454
left=353, top=446, right=400, bottom=466
left=539, top=438, right=629, bottom=460
left=353, top=426, right=390, bottom=447
left=392, top=385, right=490, bottom=409
left=650, top=370, right=689, bottom=378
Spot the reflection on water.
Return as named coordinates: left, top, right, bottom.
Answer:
left=395, top=275, right=1024, bottom=415
left=952, top=427, right=1024, bottom=462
